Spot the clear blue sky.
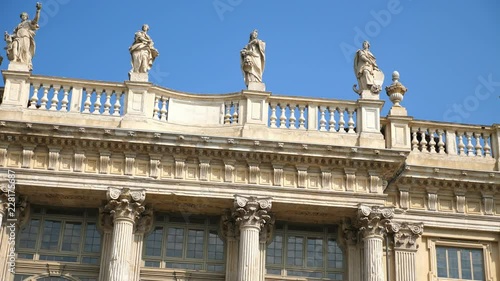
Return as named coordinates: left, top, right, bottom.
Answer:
left=1, top=0, right=499, bottom=126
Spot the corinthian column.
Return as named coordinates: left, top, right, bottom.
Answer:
left=232, top=195, right=272, bottom=281
left=357, top=205, right=394, bottom=281
left=389, top=222, right=423, bottom=281
left=105, top=187, right=146, bottom=281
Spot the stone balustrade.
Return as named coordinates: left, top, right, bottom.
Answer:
left=1, top=71, right=499, bottom=171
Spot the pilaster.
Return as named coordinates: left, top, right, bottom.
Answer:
left=132, top=207, right=154, bottom=281
left=389, top=222, right=424, bottom=281
left=221, top=211, right=240, bottom=281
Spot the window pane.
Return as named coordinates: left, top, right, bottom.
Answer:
left=207, top=230, right=224, bottom=260
left=328, top=239, right=343, bottom=269
left=436, top=247, right=447, bottom=277
left=62, top=222, right=82, bottom=251
left=187, top=229, right=205, bottom=259
left=267, top=234, right=283, bottom=265
left=19, top=219, right=40, bottom=249
left=471, top=249, right=484, bottom=280
left=461, top=249, right=472, bottom=279
left=41, top=220, right=62, bottom=250
left=448, top=248, right=459, bottom=278
left=307, top=237, right=323, bottom=267
left=145, top=227, right=163, bottom=257
left=166, top=227, right=184, bottom=257
left=287, top=236, right=304, bottom=266
left=84, top=223, right=101, bottom=253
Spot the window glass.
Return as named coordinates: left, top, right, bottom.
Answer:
left=436, top=246, right=484, bottom=280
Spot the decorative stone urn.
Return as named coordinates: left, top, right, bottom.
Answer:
left=385, top=71, right=408, bottom=106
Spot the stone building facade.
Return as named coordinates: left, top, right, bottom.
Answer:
left=0, top=28, right=499, bottom=281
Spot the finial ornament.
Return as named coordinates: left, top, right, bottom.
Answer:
left=386, top=70, right=409, bottom=116
left=4, top=2, right=42, bottom=71
left=129, top=24, right=159, bottom=81
left=353, top=40, right=384, bottom=97
left=240, top=29, right=266, bottom=91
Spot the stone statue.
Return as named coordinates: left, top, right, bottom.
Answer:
left=4, top=2, right=42, bottom=71
left=240, top=29, right=266, bottom=90
left=353, top=41, right=384, bottom=95
left=129, top=24, right=159, bottom=74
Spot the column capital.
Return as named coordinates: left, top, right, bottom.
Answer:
left=390, top=222, right=424, bottom=251
left=105, top=187, right=146, bottom=223
left=220, top=210, right=240, bottom=241
left=232, top=195, right=272, bottom=230
left=135, top=206, right=154, bottom=234
left=357, top=204, right=394, bottom=238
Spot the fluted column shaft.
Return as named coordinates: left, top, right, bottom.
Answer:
left=109, top=218, right=134, bottom=281
left=395, top=250, right=416, bottom=281
left=363, top=235, right=384, bottom=281
left=238, top=224, right=261, bottom=281
left=225, top=237, right=239, bottom=281
left=391, top=222, right=423, bottom=281
left=98, top=230, right=113, bottom=281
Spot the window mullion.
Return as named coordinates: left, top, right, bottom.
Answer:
left=58, top=219, right=65, bottom=252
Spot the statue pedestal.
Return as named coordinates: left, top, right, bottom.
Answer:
left=359, top=90, right=380, bottom=100
left=388, top=105, right=408, bottom=116
left=129, top=72, right=149, bottom=82
left=247, top=82, right=266, bottom=91
left=8, top=62, right=30, bottom=72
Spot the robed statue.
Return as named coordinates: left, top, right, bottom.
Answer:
left=353, top=41, right=384, bottom=94
left=240, top=29, right=266, bottom=89
left=4, top=2, right=42, bottom=70
left=129, top=24, right=159, bottom=74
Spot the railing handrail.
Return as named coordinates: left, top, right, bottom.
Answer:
left=410, top=119, right=494, bottom=132
left=28, top=74, right=127, bottom=91
left=150, top=85, right=241, bottom=101
left=268, top=94, right=358, bottom=106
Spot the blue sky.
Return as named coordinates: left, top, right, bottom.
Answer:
left=1, top=0, right=499, bottom=126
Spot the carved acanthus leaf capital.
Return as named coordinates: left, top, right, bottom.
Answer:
left=357, top=204, right=394, bottom=238
left=390, top=222, right=424, bottom=251
left=136, top=206, right=154, bottom=234
left=233, top=195, right=272, bottom=230
left=220, top=210, right=240, bottom=241
left=105, top=187, right=146, bottom=223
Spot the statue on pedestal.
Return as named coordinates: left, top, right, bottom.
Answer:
left=353, top=41, right=384, bottom=95
left=129, top=24, right=159, bottom=75
left=4, top=2, right=42, bottom=71
left=240, top=29, right=266, bottom=90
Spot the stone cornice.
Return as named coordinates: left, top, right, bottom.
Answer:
left=395, top=172, right=498, bottom=193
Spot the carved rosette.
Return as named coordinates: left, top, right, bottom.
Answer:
left=105, top=187, right=146, bottom=223
left=390, top=222, right=424, bottom=251
left=357, top=204, right=394, bottom=238
left=232, top=195, right=272, bottom=230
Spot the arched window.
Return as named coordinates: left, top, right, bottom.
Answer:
left=143, top=214, right=225, bottom=272
left=266, top=223, right=344, bottom=280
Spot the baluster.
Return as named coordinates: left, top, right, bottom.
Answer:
left=93, top=89, right=102, bottom=114
left=319, top=106, right=327, bottom=131
left=428, top=129, right=436, bottom=153
left=153, top=96, right=160, bottom=120
left=437, top=129, right=445, bottom=154
left=289, top=104, right=297, bottom=129
left=474, top=132, right=483, bottom=157
left=61, top=86, right=70, bottom=111
left=29, top=84, right=40, bottom=109
left=419, top=128, right=428, bottom=152
left=298, top=105, right=306, bottom=130
left=224, top=101, right=231, bottom=124
left=347, top=107, right=355, bottom=134
left=103, top=90, right=112, bottom=115
left=232, top=102, right=239, bottom=124
left=279, top=103, right=287, bottom=128
left=328, top=107, right=336, bottom=132
left=40, top=85, right=49, bottom=109
left=113, top=92, right=122, bottom=116
left=457, top=131, right=465, bottom=156
left=411, top=128, right=419, bottom=151
left=49, top=85, right=60, bottom=111
left=83, top=88, right=92, bottom=113
left=160, top=97, right=168, bottom=121
left=338, top=107, right=345, bottom=133
left=269, top=103, right=278, bottom=128
left=466, top=132, right=474, bottom=156
left=483, top=134, right=492, bottom=158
